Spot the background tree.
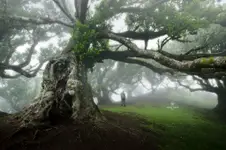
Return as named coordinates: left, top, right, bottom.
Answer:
left=169, top=23, right=226, bottom=113
left=89, top=58, right=165, bottom=105
left=89, top=59, right=145, bottom=104
left=0, top=75, right=42, bottom=113
left=178, top=76, right=225, bottom=111
left=0, top=0, right=66, bottom=78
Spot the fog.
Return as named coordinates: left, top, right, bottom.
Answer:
left=0, top=70, right=218, bottom=113
left=0, top=0, right=224, bottom=114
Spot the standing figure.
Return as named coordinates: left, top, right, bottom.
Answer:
left=120, top=91, right=126, bottom=107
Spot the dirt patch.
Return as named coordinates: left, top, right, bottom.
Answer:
left=0, top=111, right=158, bottom=150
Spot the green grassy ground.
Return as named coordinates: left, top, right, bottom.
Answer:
left=102, top=105, right=226, bottom=150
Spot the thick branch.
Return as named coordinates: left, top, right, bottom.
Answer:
left=122, top=58, right=174, bottom=75
left=99, top=31, right=226, bottom=77
left=98, top=51, right=174, bottom=75
left=159, top=47, right=226, bottom=61
left=0, top=59, right=47, bottom=78
left=74, top=0, right=89, bottom=22
left=112, top=29, right=166, bottom=41
left=191, top=76, right=219, bottom=92
left=177, top=80, right=205, bottom=92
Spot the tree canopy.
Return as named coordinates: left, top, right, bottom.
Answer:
left=1, top=0, right=226, bottom=80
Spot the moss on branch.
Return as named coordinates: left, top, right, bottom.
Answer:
left=200, top=57, right=215, bottom=65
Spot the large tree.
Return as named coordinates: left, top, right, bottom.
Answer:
left=3, top=0, right=226, bottom=126
left=172, top=22, right=226, bottom=113
left=178, top=76, right=226, bottom=112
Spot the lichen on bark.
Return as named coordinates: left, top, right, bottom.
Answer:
left=200, top=57, right=215, bottom=64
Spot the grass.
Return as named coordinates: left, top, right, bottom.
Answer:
left=101, top=104, right=226, bottom=150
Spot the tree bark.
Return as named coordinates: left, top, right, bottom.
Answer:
left=214, top=89, right=226, bottom=114
left=19, top=53, right=104, bottom=126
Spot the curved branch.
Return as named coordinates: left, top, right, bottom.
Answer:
left=112, top=29, right=167, bottom=41
left=184, top=45, right=208, bottom=55
left=177, top=80, right=206, bottom=92
left=122, top=58, right=174, bottom=75
left=99, top=31, right=226, bottom=78
left=158, top=49, right=226, bottom=61
left=98, top=50, right=174, bottom=75
left=0, top=60, right=46, bottom=78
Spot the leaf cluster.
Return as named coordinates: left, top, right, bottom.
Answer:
left=72, top=20, right=109, bottom=61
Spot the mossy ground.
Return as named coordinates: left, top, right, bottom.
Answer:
left=102, top=104, right=226, bottom=150
left=0, top=110, right=157, bottom=150
left=0, top=103, right=225, bottom=150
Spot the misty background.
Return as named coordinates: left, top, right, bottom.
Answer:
left=1, top=0, right=225, bottom=113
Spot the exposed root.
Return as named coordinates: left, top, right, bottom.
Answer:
left=11, top=55, right=106, bottom=128
left=0, top=110, right=158, bottom=150
left=32, top=130, right=39, bottom=140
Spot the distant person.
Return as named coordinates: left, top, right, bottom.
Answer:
left=121, top=91, right=126, bottom=107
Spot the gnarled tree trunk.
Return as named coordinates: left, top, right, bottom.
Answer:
left=214, top=89, right=226, bottom=114
left=19, top=53, right=104, bottom=126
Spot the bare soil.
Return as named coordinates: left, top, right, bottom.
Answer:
left=0, top=111, right=158, bottom=150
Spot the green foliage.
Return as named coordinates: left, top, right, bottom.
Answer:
left=124, top=0, right=219, bottom=39
left=166, top=13, right=208, bottom=37
left=72, top=20, right=109, bottom=61
left=201, top=57, right=215, bottom=64
left=103, top=105, right=226, bottom=150
left=92, top=0, right=127, bottom=23
left=164, top=1, right=208, bottom=36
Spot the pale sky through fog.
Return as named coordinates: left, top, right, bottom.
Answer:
left=14, top=0, right=224, bottom=102
left=220, top=0, right=226, bottom=4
